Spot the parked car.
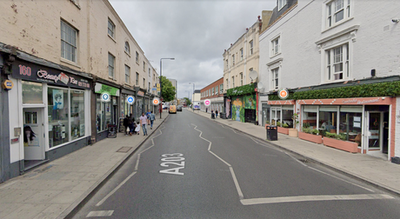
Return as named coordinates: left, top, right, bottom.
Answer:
left=177, top=105, right=182, bottom=112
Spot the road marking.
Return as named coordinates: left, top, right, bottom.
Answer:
left=96, top=172, right=137, bottom=207
left=86, top=210, right=114, bottom=217
left=241, top=194, right=394, bottom=205
left=192, top=124, right=244, bottom=199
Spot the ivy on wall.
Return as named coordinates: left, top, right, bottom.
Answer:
left=268, top=81, right=400, bottom=100
left=227, top=84, right=255, bottom=97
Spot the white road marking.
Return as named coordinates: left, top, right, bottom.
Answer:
left=86, top=210, right=114, bottom=217
left=241, top=194, right=394, bottom=205
left=192, top=124, right=244, bottom=199
left=96, top=172, right=137, bottom=207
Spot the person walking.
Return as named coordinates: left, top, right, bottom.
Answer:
left=140, top=113, right=148, bottom=136
left=123, top=115, right=129, bottom=135
left=128, top=115, right=135, bottom=136
left=146, top=110, right=151, bottom=125
left=149, top=111, right=156, bottom=129
left=215, top=110, right=219, bottom=118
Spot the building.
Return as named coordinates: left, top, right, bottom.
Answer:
left=0, top=0, right=158, bottom=182
left=192, top=90, right=201, bottom=110
left=223, top=14, right=270, bottom=123
left=258, top=0, right=400, bottom=160
left=200, top=77, right=224, bottom=114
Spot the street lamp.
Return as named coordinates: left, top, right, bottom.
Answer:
left=160, top=57, right=175, bottom=119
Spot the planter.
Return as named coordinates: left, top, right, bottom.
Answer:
left=323, top=137, right=358, bottom=153
left=288, top=128, right=298, bottom=137
left=298, top=131, right=322, bottom=144
left=277, top=126, right=289, bottom=135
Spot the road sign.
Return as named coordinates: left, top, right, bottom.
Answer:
left=153, top=97, right=160, bottom=105
left=127, top=96, right=135, bottom=104
left=204, top=99, right=211, bottom=107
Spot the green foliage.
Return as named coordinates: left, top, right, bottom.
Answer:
left=303, top=123, right=310, bottom=128
left=282, top=123, right=289, bottom=128
left=160, top=76, right=176, bottom=102
left=311, top=129, right=320, bottom=135
left=268, top=81, right=400, bottom=100
left=183, top=97, right=191, bottom=106
left=277, top=122, right=281, bottom=127
left=325, top=132, right=346, bottom=140
left=227, top=84, right=255, bottom=97
left=302, top=127, right=311, bottom=133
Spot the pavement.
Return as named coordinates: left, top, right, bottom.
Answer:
left=0, top=109, right=399, bottom=219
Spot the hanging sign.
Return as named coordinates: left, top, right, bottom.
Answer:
left=204, top=99, right=211, bottom=107
left=127, top=96, right=135, bottom=105
left=153, top=97, right=160, bottom=105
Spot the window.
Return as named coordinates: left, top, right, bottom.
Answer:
left=148, top=68, right=151, bottom=77
left=108, top=53, right=115, bottom=79
left=271, top=68, right=279, bottom=90
left=249, top=40, right=253, bottom=55
left=125, top=65, right=130, bottom=84
left=326, top=0, right=351, bottom=28
left=148, top=82, right=151, bottom=91
left=220, top=84, right=223, bottom=94
left=326, top=43, right=349, bottom=81
left=271, top=36, right=280, bottom=56
left=61, top=20, right=77, bottom=62
left=136, top=72, right=139, bottom=85
left=226, top=59, right=229, bottom=69
left=70, top=90, right=85, bottom=140
left=22, top=81, right=43, bottom=104
left=240, top=73, right=243, bottom=86
left=108, top=18, right=115, bottom=38
left=143, top=78, right=145, bottom=88
left=240, top=48, right=243, bottom=60
left=232, top=54, right=235, bottom=66
left=215, top=86, right=218, bottom=95
left=232, top=76, right=235, bottom=88
left=226, top=79, right=229, bottom=89
left=125, top=42, right=130, bottom=54
left=48, top=88, right=69, bottom=147
left=136, top=52, right=139, bottom=63
left=278, top=0, right=287, bottom=11
left=143, top=62, right=146, bottom=72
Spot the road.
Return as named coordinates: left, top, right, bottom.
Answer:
left=71, top=109, right=400, bottom=219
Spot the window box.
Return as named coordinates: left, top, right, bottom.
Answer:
left=298, top=131, right=323, bottom=144
left=322, top=137, right=358, bottom=153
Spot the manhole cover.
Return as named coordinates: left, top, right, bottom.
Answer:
left=117, top=147, right=132, bottom=153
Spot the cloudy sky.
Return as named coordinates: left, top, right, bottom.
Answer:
left=109, top=0, right=276, bottom=99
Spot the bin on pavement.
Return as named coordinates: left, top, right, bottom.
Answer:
left=266, top=125, right=277, bottom=141
left=220, top=112, right=225, bottom=119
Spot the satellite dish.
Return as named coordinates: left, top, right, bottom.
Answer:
left=249, top=70, right=258, bottom=81
left=257, top=82, right=264, bottom=89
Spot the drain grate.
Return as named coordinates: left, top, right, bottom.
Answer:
left=116, top=146, right=132, bottom=153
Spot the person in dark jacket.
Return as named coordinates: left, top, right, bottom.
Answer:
left=128, top=115, right=135, bottom=136
left=123, top=115, right=129, bottom=135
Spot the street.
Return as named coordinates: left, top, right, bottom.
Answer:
left=71, top=109, right=400, bottom=219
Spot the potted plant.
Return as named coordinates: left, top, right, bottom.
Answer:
left=298, top=128, right=323, bottom=144
left=289, top=113, right=299, bottom=137
left=323, top=132, right=358, bottom=153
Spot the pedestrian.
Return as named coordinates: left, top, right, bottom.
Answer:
left=128, top=115, right=135, bottom=136
left=149, top=111, right=156, bottom=129
left=140, top=113, right=148, bottom=136
left=146, top=110, right=151, bottom=125
left=123, top=115, right=129, bottom=135
left=135, top=121, right=140, bottom=135
left=215, top=110, right=218, bottom=118
left=206, top=108, right=208, bottom=113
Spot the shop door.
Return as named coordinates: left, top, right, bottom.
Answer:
left=365, top=112, right=384, bottom=157
left=23, top=108, right=45, bottom=160
left=271, top=108, right=281, bottom=126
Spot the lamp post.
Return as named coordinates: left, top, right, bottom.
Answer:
left=159, top=57, right=175, bottom=119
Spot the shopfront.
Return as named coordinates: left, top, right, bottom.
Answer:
left=95, top=83, right=119, bottom=141
left=266, top=100, right=295, bottom=128
left=8, top=58, right=91, bottom=173
left=298, top=97, right=395, bottom=159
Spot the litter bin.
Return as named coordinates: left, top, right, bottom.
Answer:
left=220, top=112, right=225, bottom=119
left=266, top=125, right=277, bottom=141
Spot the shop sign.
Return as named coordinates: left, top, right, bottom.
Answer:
left=12, top=60, right=91, bottom=89
left=127, top=96, right=135, bottom=105
left=95, top=83, right=120, bottom=96
left=137, top=91, right=145, bottom=97
left=2, top=80, right=14, bottom=90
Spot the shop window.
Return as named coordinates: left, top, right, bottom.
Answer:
left=22, top=81, right=43, bottom=104
left=70, top=90, right=85, bottom=140
left=302, top=105, right=317, bottom=129
left=339, top=106, right=362, bottom=143
left=282, top=106, right=294, bottom=128
left=96, top=94, right=112, bottom=132
left=48, top=88, right=69, bottom=148
left=319, top=106, right=338, bottom=135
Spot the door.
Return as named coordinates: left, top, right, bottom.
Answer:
left=365, top=112, right=384, bottom=156
left=23, top=108, right=45, bottom=160
left=271, top=108, right=281, bottom=126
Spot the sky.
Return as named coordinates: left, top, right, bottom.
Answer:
left=108, top=0, right=276, bottom=99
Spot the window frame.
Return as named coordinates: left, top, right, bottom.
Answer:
left=124, top=41, right=130, bottom=55
left=271, top=36, right=281, bottom=57
left=108, top=53, right=115, bottom=79
left=249, top=40, right=254, bottom=55
left=136, top=72, right=139, bottom=86
left=278, top=0, right=287, bottom=11
left=61, top=20, right=78, bottom=63
left=240, top=48, right=244, bottom=61
left=108, top=18, right=115, bottom=38
left=125, top=65, right=130, bottom=84
left=271, top=67, right=279, bottom=90
left=325, top=0, right=351, bottom=29
left=325, top=43, right=350, bottom=82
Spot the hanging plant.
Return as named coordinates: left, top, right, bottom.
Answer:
left=227, top=84, right=255, bottom=97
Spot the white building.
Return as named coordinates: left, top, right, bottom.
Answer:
left=258, top=0, right=400, bottom=160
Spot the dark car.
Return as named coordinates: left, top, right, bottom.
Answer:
left=177, top=105, right=183, bottom=112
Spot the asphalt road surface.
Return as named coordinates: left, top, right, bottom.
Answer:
left=70, top=109, right=400, bottom=219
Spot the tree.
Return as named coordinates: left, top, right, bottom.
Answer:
left=160, top=76, right=176, bottom=102
left=183, top=97, right=191, bottom=106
